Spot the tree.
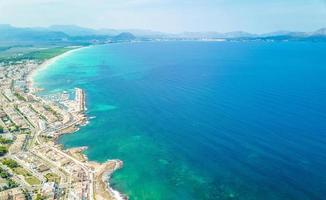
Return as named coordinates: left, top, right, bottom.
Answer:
left=9, top=126, right=18, bottom=132
left=7, top=179, right=18, bottom=188
left=35, top=194, right=45, bottom=200
left=0, top=146, right=8, bottom=156
left=0, top=167, right=10, bottom=178
left=0, top=126, right=3, bottom=133
left=0, top=137, right=13, bottom=144
left=1, top=158, right=19, bottom=168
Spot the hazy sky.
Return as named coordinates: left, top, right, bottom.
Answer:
left=0, top=0, right=326, bottom=33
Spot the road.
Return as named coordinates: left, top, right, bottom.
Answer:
left=32, top=112, right=95, bottom=200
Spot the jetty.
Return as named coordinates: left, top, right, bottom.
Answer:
left=75, top=87, right=86, bottom=112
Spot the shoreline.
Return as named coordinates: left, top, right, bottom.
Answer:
left=27, top=46, right=90, bottom=90
left=27, top=46, right=126, bottom=200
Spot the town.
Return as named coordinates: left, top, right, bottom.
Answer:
left=0, top=58, right=122, bottom=199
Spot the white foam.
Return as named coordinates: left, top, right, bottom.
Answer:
left=110, top=188, right=126, bottom=200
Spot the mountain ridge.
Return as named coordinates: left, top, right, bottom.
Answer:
left=1, top=24, right=326, bottom=45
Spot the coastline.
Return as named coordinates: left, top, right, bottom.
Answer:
left=27, top=46, right=89, bottom=90
left=27, top=46, right=125, bottom=200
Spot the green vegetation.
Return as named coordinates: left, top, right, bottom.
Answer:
left=0, top=179, right=19, bottom=191
left=9, top=125, right=19, bottom=132
left=0, top=167, right=10, bottom=179
left=0, top=146, right=8, bottom=156
left=44, top=105, right=62, bottom=119
left=14, top=92, right=26, bottom=101
left=1, top=117, right=9, bottom=123
left=1, top=158, right=19, bottom=169
left=24, top=47, right=73, bottom=61
left=0, top=167, right=18, bottom=191
left=22, top=189, right=31, bottom=200
left=35, top=193, right=46, bottom=200
left=0, top=126, right=3, bottom=133
left=13, top=167, right=30, bottom=176
left=0, top=46, right=77, bottom=64
left=7, top=179, right=19, bottom=188
left=25, top=176, right=41, bottom=185
left=0, top=136, right=13, bottom=144
left=14, top=167, right=40, bottom=185
left=1, top=160, right=41, bottom=186
left=22, top=130, right=31, bottom=135
left=45, top=172, right=61, bottom=183
left=0, top=45, right=38, bottom=59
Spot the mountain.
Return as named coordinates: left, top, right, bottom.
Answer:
left=1, top=24, right=326, bottom=45
left=175, top=32, right=222, bottom=39
left=221, top=31, right=257, bottom=38
left=168, top=31, right=256, bottom=39
left=117, top=29, right=166, bottom=37
left=311, top=28, right=326, bottom=36
left=48, top=25, right=97, bottom=36
left=46, top=25, right=164, bottom=37
left=0, top=24, right=69, bottom=43
left=261, top=31, right=306, bottom=38
left=253, top=29, right=326, bottom=42
left=112, top=32, right=136, bottom=42
left=0, top=24, right=114, bottom=45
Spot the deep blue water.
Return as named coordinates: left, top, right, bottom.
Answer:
left=34, top=41, right=326, bottom=200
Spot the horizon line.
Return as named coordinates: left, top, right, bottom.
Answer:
left=1, top=23, right=325, bottom=35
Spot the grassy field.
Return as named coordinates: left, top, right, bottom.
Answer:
left=22, top=47, right=76, bottom=61
left=0, top=46, right=81, bottom=64
left=0, top=46, right=38, bottom=58
left=45, top=172, right=61, bottom=183
left=12, top=167, right=41, bottom=186
left=25, top=176, right=40, bottom=185
left=13, top=167, right=30, bottom=176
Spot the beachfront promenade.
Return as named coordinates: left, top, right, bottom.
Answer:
left=0, top=56, right=123, bottom=199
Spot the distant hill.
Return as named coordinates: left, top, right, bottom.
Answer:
left=311, top=28, right=326, bottom=36
left=261, top=31, right=306, bottom=37
left=0, top=24, right=115, bottom=46
left=222, top=31, right=257, bottom=38
left=171, top=31, right=256, bottom=39
left=48, top=25, right=98, bottom=36
left=1, top=24, right=326, bottom=45
left=0, top=24, right=69, bottom=43
left=252, top=29, right=326, bottom=42
left=112, top=32, right=136, bottom=42
left=46, top=25, right=163, bottom=37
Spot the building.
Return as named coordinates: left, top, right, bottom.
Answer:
left=41, top=182, right=57, bottom=199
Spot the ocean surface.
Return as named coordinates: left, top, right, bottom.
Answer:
left=34, top=41, right=326, bottom=200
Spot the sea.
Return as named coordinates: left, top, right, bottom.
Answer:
left=33, top=41, right=326, bottom=200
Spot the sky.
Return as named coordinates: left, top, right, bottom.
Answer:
left=0, top=0, right=325, bottom=33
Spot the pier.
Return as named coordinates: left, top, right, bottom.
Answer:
left=75, top=88, right=85, bottom=112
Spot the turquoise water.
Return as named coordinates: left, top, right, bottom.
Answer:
left=34, top=41, right=326, bottom=200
